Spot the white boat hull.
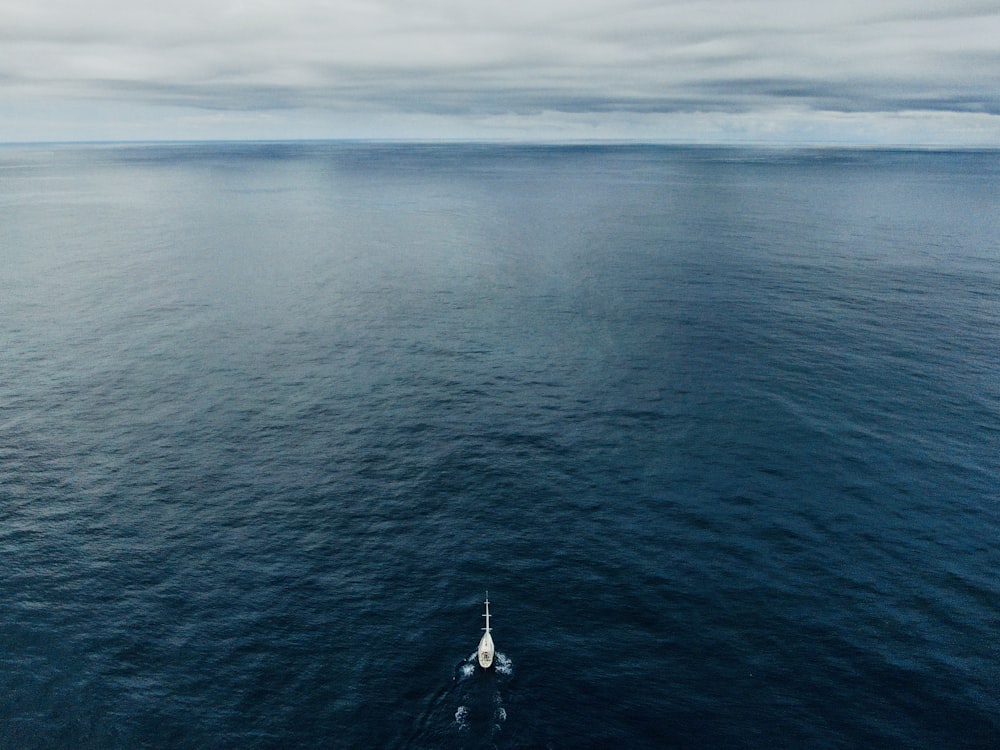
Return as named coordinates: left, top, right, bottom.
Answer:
left=478, top=630, right=494, bottom=668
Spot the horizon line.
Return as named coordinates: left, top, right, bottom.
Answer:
left=4, top=137, right=1000, bottom=151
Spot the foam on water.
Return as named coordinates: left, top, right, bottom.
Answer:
left=456, top=651, right=512, bottom=680
left=448, top=649, right=513, bottom=740
left=493, top=652, right=513, bottom=676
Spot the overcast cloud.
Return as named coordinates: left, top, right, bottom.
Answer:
left=2, top=0, right=999, bottom=143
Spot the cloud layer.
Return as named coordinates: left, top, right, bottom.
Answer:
left=3, top=0, right=1000, bottom=142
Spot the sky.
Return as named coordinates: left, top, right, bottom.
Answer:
left=2, top=0, right=1000, bottom=144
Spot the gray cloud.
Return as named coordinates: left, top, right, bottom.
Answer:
left=2, top=0, right=999, bottom=142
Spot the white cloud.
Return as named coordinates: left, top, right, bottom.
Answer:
left=1, top=0, right=999, bottom=142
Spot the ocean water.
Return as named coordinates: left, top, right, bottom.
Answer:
left=1, top=143, right=998, bottom=749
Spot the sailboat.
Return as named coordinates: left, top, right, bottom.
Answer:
left=477, top=592, right=495, bottom=669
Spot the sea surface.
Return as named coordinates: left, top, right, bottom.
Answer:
left=1, top=142, right=998, bottom=749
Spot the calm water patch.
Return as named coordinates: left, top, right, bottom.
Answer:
left=1, top=143, right=998, bottom=748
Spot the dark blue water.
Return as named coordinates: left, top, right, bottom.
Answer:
left=2, top=143, right=998, bottom=749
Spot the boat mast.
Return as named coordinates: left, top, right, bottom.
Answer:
left=482, top=591, right=491, bottom=633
